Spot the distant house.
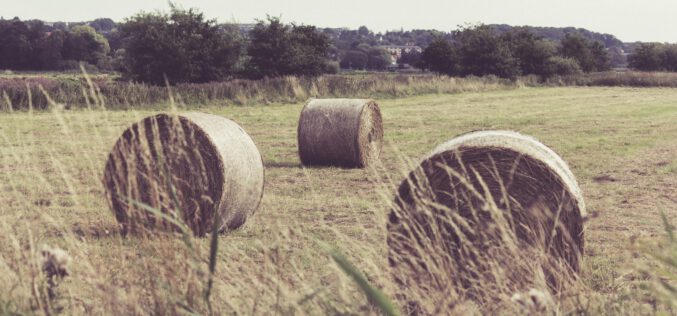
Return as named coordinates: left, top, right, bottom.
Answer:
left=327, top=27, right=350, bottom=34
left=238, top=24, right=257, bottom=34
left=380, top=45, right=423, bottom=64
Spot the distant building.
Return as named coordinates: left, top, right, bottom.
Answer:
left=380, top=45, right=423, bottom=64
left=326, top=27, right=350, bottom=34
left=238, top=24, right=257, bottom=34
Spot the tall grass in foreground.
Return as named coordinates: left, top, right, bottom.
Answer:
left=632, top=213, right=677, bottom=311
left=0, top=76, right=675, bottom=315
left=0, top=77, right=400, bottom=314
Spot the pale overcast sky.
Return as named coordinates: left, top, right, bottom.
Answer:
left=1, top=0, right=675, bottom=42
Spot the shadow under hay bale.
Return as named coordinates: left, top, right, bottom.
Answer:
left=297, top=98, right=383, bottom=168
left=103, top=112, right=264, bottom=237
left=387, top=130, right=586, bottom=313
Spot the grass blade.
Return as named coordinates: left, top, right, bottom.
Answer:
left=330, top=250, right=399, bottom=316
left=204, top=203, right=221, bottom=314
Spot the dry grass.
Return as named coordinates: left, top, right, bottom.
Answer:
left=540, top=71, right=677, bottom=87
left=0, top=73, right=514, bottom=110
left=0, top=85, right=676, bottom=314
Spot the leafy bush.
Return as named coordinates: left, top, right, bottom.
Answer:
left=453, top=24, right=521, bottom=79
left=324, top=61, right=340, bottom=74
left=0, top=18, right=111, bottom=71
left=501, top=28, right=556, bottom=77
left=120, top=6, right=243, bottom=85
left=627, top=43, right=677, bottom=72
left=544, top=56, right=583, bottom=77
left=62, top=25, right=110, bottom=66
left=421, top=26, right=610, bottom=79
left=662, top=45, right=677, bottom=72
left=34, top=30, right=66, bottom=70
left=366, top=47, right=392, bottom=70
left=340, top=50, right=368, bottom=69
left=0, top=18, right=44, bottom=70
left=420, top=39, right=458, bottom=75
left=628, top=44, right=663, bottom=71
left=559, top=32, right=610, bottom=72
left=245, top=17, right=334, bottom=78
left=398, top=49, right=421, bottom=68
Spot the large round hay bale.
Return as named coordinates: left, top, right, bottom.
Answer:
left=103, top=112, right=264, bottom=236
left=297, top=98, right=383, bottom=168
left=387, top=130, right=586, bottom=312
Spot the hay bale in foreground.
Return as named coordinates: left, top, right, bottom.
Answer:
left=103, top=112, right=264, bottom=236
left=387, top=130, right=586, bottom=311
left=297, top=98, right=383, bottom=168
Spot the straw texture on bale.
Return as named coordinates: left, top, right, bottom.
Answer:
left=297, top=98, right=383, bottom=168
left=387, top=130, right=586, bottom=311
left=103, top=112, right=264, bottom=236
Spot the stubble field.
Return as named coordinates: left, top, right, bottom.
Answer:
left=0, top=86, right=676, bottom=315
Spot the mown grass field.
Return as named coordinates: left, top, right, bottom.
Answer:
left=0, top=86, right=676, bottom=314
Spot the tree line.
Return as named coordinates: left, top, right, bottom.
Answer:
left=628, top=43, right=677, bottom=71
left=419, top=25, right=611, bottom=79
left=0, top=18, right=111, bottom=71
left=0, top=6, right=675, bottom=85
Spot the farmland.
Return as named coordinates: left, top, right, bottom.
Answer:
left=0, top=86, right=676, bottom=314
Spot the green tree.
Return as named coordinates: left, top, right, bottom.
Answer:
left=340, top=50, right=368, bottom=69
left=559, top=32, right=610, bottom=72
left=608, top=46, right=627, bottom=68
left=62, top=25, right=110, bottom=67
left=628, top=43, right=664, bottom=71
left=420, top=39, right=458, bottom=75
left=52, top=22, right=68, bottom=31
left=353, top=42, right=371, bottom=54
left=0, top=18, right=34, bottom=70
left=366, top=47, right=392, bottom=70
left=245, top=17, right=291, bottom=78
left=245, top=17, right=332, bottom=78
left=543, top=56, right=582, bottom=77
left=399, top=49, right=422, bottom=68
left=35, top=29, right=65, bottom=70
left=559, top=33, right=594, bottom=71
left=120, top=6, right=243, bottom=84
left=357, top=26, right=371, bottom=37
left=104, top=28, right=124, bottom=52
left=453, top=24, right=521, bottom=78
left=89, top=18, right=116, bottom=33
left=589, top=40, right=611, bottom=71
left=662, top=44, right=677, bottom=72
left=501, top=28, right=555, bottom=77
left=289, top=25, right=335, bottom=75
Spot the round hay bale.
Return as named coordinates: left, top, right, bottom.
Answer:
left=297, top=98, right=383, bottom=168
left=387, top=130, right=585, bottom=311
left=103, top=112, right=264, bottom=236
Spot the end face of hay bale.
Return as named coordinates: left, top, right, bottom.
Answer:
left=103, top=112, right=264, bottom=236
left=297, top=98, right=383, bottom=168
left=386, top=130, right=585, bottom=310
